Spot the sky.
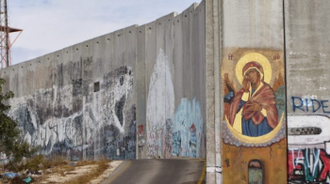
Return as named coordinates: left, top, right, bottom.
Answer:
left=8, top=0, right=199, bottom=65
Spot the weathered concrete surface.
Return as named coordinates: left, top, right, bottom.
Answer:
left=285, top=1, right=330, bottom=183
left=143, top=3, right=206, bottom=160
left=0, top=1, right=207, bottom=163
left=223, top=1, right=284, bottom=49
left=205, top=0, right=219, bottom=183
left=285, top=0, right=330, bottom=114
left=5, top=0, right=330, bottom=183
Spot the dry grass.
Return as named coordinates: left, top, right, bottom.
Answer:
left=3, top=155, right=112, bottom=184
left=65, top=159, right=109, bottom=184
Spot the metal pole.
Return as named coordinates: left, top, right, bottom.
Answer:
left=4, top=0, right=9, bottom=67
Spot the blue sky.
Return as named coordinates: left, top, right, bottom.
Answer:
left=8, top=0, right=199, bottom=65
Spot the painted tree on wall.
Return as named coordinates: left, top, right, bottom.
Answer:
left=0, top=78, right=37, bottom=168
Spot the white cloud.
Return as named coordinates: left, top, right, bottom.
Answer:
left=7, top=0, right=199, bottom=65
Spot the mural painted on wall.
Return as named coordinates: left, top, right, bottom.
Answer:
left=146, top=49, right=175, bottom=158
left=8, top=60, right=136, bottom=160
left=222, top=51, right=286, bottom=146
left=172, top=98, right=203, bottom=158
left=221, top=49, right=287, bottom=184
left=146, top=49, right=204, bottom=158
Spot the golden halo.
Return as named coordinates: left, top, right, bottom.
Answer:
left=235, top=53, right=272, bottom=85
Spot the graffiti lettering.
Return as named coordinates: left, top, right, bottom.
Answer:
left=172, top=131, right=181, bottom=156
left=288, top=148, right=330, bottom=182
left=292, top=96, right=330, bottom=113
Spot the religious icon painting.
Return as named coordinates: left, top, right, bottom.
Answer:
left=222, top=49, right=286, bottom=146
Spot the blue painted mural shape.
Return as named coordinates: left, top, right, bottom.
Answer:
left=275, top=86, right=285, bottom=119
left=172, top=98, right=203, bottom=158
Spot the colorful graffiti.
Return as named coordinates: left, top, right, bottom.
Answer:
left=288, top=148, right=330, bottom=183
left=8, top=64, right=136, bottom=160
left=138, top=125, right=145, bottom=150
left=146, top=49, right=204, bottom=158
left=172, top=98, right=203, bottom=158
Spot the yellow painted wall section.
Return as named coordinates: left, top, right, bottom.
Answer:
left=222, top=139, right=287, bottom=184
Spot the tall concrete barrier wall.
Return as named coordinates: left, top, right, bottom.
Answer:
left=206, top=0, right=330, bottom=184
left=285, top=0, right=330, bottom=183
left=3, top=0, right=330, bottom=183
left=210, top=1, right=287, bottom=183
left=139, top=2, right=206, bottom=159
left=0, top=1, right=207, bottom=161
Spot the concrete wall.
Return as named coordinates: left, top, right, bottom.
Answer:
left=140, top=2, right=206, bottom=159
left=214, top=1, right=287, bottom=184
left=0, top=1, right=207, bottom=161
left=3, top=0, right=330, bottom=183
left=205, top=0, right=330, bottom=184
left=285, top=0, right=330, bottom=183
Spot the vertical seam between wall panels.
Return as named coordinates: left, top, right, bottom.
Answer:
left=205, top=0, right=216, bottom=173
left=213, top=0, right=220, bottom=172
left=52, top=54, right=55, bottom=158
left=282, top=0, right=289, bottom=181
left=219, top=1, right=223, bottom=183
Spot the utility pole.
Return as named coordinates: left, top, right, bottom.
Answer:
left=0, top=0, right=22, bottom=68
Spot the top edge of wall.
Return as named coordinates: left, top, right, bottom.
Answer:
left=138, top=2, right=201, bottom=29
left=0, top=58, right=37, bottom=73
left=3, top=2, right=203, bottom=68
left=183, top=2, right=200, bottom=13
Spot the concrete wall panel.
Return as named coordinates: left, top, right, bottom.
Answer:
left=22, top=60, right=36, bottom=97
left=196, top=0, right=207, bottom=159
left=143, top=5, right=206, bottom=159
left=9, top=64, right=19, bottom=97
left=136, top=25, right=147, bottom=159
left=219, top=0, right=286, bottom=184
left=122, top=25, right=138, bottom=160
left=181, top=5, right=194, bottom=100
left=223, top=0, right=284, bottom=49
left=144, top=20, right=157, bottom=158
left=5, top=0, right=330, bottom=183
left=0, top=64, right=12, bottom=94
left=172, top=13, right=184, bottom=105
left=2, top=2, right=207, bottom=163
left=285, top=0, right=330, bottom=183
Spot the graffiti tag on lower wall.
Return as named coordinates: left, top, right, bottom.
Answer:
left=288, top=148, right=330, bottom=183
left=172, top=98, right=203, bottom=158
left=8, top=64, right=136, bottom=160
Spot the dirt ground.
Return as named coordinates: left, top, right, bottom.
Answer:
left=36, top=161, right=122, bottom=184
left=1, top=160, right=122, bottom=184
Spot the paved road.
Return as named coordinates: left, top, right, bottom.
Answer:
left=101, top=159, right=205, bottom=184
